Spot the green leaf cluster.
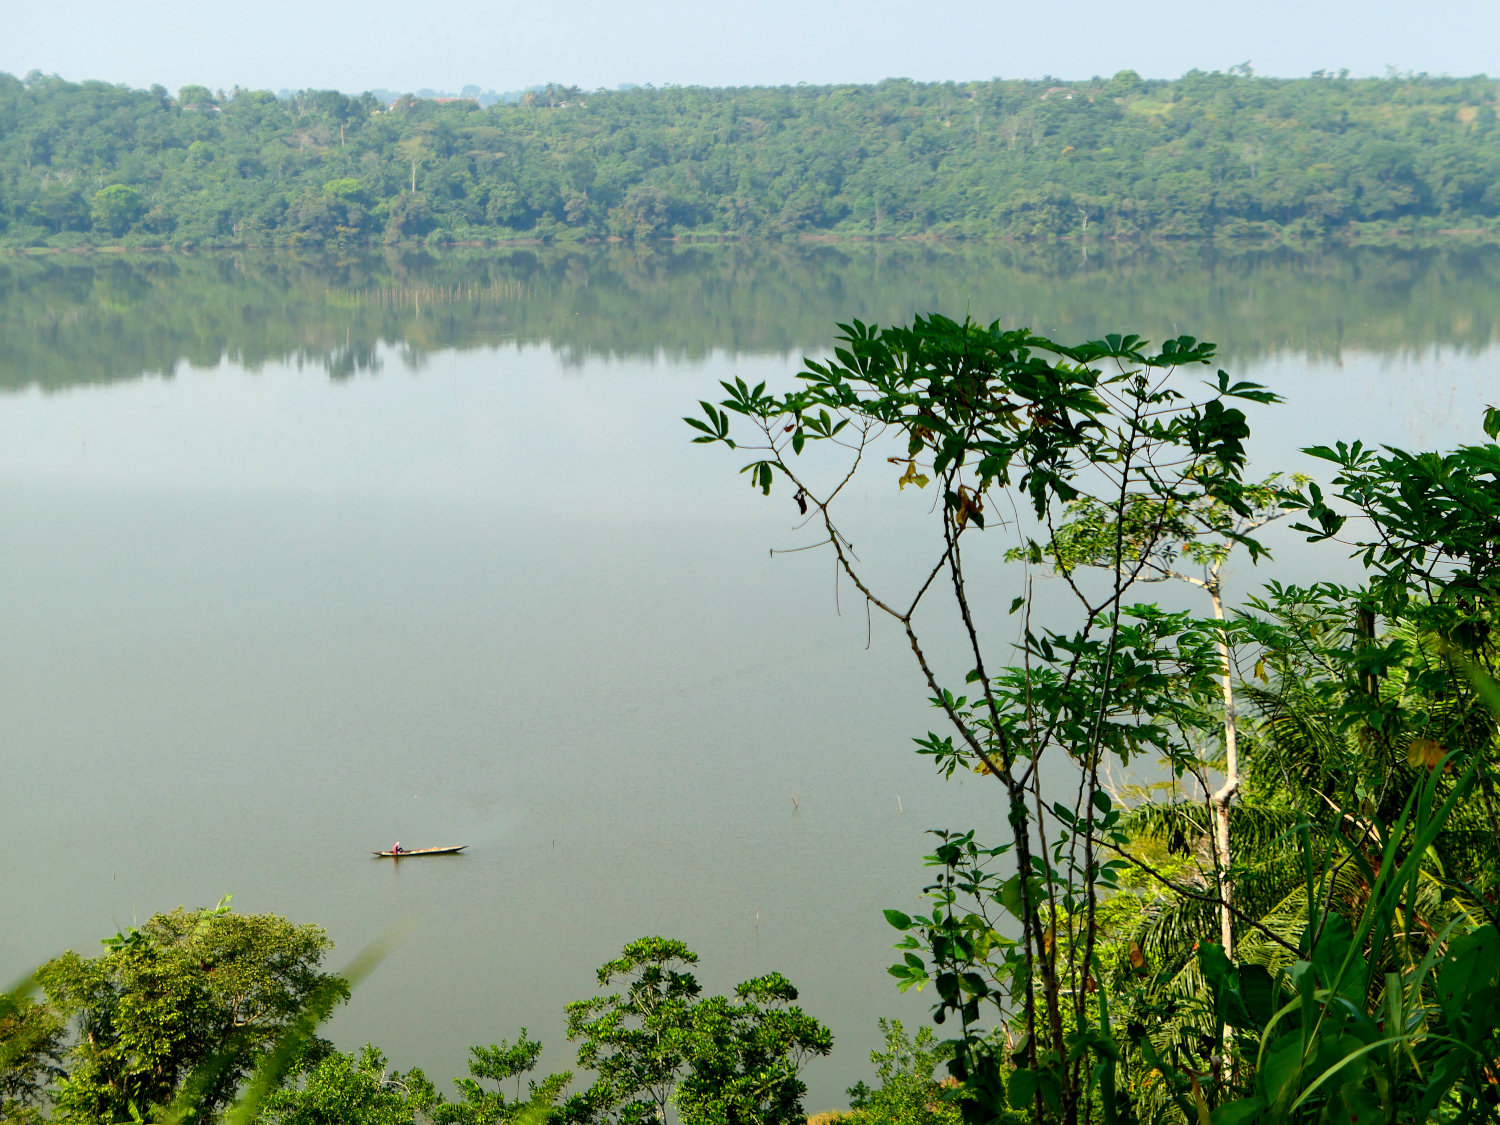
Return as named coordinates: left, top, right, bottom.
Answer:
left=564, top=938, right=832, bottom=1125
left=259, top=1046, right=440, bottom=1125
left=31, top=899, right=347, bottom=1123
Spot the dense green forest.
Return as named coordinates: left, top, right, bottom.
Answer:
left=3, top=241, right=1499, bottom=391
left=2, top=68, right=1499, bottom=248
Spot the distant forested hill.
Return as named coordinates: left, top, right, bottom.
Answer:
left=1, top=69, right=1497, bottom=247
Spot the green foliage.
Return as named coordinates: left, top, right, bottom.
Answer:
left=1180, top=758, right=1500, bottom=1123
left=322, top=179, right=364, bottom=201
left=674, top=973, right=833, bottom=1125
left=0, top=994, right=67, bottom=1123
left=690, top=313, right=1284, bottom=1122
left=1030, top=476, right=1293, bottom=591
left=1288, top=438, right=1500, bottom=652
left=842, top=1019, right=986, bottom=1125
left=34, top=898, right=348, bottom=1123
left=1102, top=558, right=1500, bottom=1123
left=259, top=1046, right=439, bottom=1125
left=564, top=937, right=702, bottom=1123
left=563, top=938, right=830, bottom=1125
left=89, top=185, right=145, bottom=236
left=1096, top=432, right=1500, bottom=1120
left=3, top=70, right=1500, bottom=247
left=433, top=1032, right=571, bottom=1125
left=258, top=1037, right=573, bottom=1125
left=687, top=301, right=1500, bottom=1123
left=6, top=917, right=827, bottom=1125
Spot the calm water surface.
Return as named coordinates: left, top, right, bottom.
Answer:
left=1, top=243, right=1496, bottom=1107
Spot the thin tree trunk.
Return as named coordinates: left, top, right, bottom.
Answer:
left=1208, top=582, right=1239, bottom=956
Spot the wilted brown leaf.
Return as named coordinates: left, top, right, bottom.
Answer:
left=1407, top=737, right=1449, bottom=772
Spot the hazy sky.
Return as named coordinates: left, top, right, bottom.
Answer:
left=3, top=0, right=1497, bottom=95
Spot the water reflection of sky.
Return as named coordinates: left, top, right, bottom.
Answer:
left=0, top=337, right=1494, bottom=1110
left=2, top=340, right=1492, bottom=506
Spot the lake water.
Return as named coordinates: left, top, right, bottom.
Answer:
left=2, top=241, right=1497, bottom=1109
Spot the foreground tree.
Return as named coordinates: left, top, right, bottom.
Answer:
left=259, top=1045, right=440, bottom=1125
left=674, top=973, right=833, bottom=1125
left=0, top=995, right=66, bottom=1123
left=434, top=1031, right=571, bottom=1125
left=34, top=897, right=348, bottom=1122
left=689, top=315, right=1279, bottom=1122
left=842, top=1019, right=977, bottom=1125
left=564, top=938, right=830, bottom=1125
left=689, top=316, right=1500, bottom=1122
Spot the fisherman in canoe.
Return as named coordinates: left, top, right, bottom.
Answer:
left=373, top=843, right=464, bottom=857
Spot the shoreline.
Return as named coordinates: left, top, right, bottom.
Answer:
left=9, top=223, right=1500, bottom=256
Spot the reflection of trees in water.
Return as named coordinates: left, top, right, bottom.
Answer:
left=2, top=241, right=1500, bottom=391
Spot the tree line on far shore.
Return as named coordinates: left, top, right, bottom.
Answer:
left=1, top=67, right=1498, bottom=249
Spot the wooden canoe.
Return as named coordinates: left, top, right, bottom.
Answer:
left=372, top=845, right=468, bottom=858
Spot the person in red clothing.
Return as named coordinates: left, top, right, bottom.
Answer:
left=392, top=841, right=402, bottom=854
